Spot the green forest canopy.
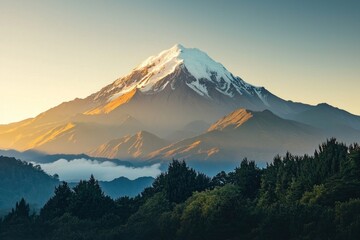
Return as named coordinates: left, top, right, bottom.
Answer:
left=1, top=138, right=360, bottom=240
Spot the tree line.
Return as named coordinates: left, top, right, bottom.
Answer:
left=1, top=138, right=360, bottom=239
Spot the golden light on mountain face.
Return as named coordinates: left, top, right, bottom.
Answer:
left=85, top=89, right=137, bottom=115
left=28, top=123, right=75, bottom=149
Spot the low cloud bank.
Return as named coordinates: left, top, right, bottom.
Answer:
left=37, top=158, right=161, bottom=182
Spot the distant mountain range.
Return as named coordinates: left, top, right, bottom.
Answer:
left=147, top=109, right=323, bottom=162
left=85, top=176, right=153, bottom=199
left=0, top=156, right=154, bottom=215
left=90, top=131, right=169, bottom=160
left=1, top=44, right=359, bottom=165
left=0, top=149, right=133, bottom=165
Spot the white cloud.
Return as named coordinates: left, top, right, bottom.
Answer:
left=36, top=158, right=161, bottom=181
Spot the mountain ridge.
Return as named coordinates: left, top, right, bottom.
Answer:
left=146, top=107, right=323, bottom=163
left=89, top=130, right=168, bottom=160
left=0, top=44, right=359, bottom=161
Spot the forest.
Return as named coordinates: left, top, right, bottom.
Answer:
left=1, top=138, right=360, bottom=240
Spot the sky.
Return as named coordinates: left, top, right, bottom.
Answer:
left=0, top=0, right=359, bottom=124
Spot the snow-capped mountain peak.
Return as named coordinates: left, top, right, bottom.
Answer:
left=134, top=44, right=246, bottom=97
left=135, top=44, right=184, bottom=70
left=136, top=43, right=231, bottom=81
left=93, top=44, right=263, bottom=104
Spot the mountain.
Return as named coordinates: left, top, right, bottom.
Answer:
left=98, top=176, right=154, bottom=198
left=0, top=156, right=59, bottom=215
left=290, top=103, right=360, bottom=142
left=148, top=108, right=324, bottom=163
left=0, top=112, right=142, bottom=154
left=0, top=44, right=359, bottom=159
left=83, top=44, right=312, bottom=134
left=0, top=149, right=135, bottom=167
left=89, top=131, right=168, bottom=160
left=165, top=120, right=211, bottom=142
left=0, top=149, right=45, bottom=162
left=67, top=176, right=154, bottom=199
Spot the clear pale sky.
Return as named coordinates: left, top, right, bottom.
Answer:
left=0, top=0, right=359, bottom=124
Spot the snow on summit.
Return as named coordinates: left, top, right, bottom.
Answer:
left=95, top=44, right=263, bottom=103
left=137, top=44, right=232, bottom=82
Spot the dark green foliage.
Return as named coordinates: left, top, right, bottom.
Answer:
left=228, top=158, right=261, bottom=199
left=4, top=198, right=30, bottom=221
left=178, top=185, right=256, bottom=240
left=69, top=175, right=117, bottom=220
left=152, top=160, right=211, bottom=203
left=0, top=198, right=35, bottom=240
left=1, top=139, right=360, bottom=240
left=342, top=143, right=360, bottom=178
left=253, top=203, right=336, bottom=240
left=40, top=182, right=73, bottom=220
left=335, top=199, right=360, bottom=239
left=210, top=170, right=228, bottom=187
left=114, top=196, right=139, bottom=224
left=124, top=192, right=172, bottom=240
